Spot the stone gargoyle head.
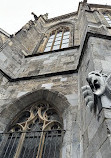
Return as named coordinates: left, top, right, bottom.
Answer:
left=86, top=71, right=107, bottom=96
left=81, top=71, right=111, bottom=114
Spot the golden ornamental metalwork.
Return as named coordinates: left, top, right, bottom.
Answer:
left=8, top=101, right=63, bottom=158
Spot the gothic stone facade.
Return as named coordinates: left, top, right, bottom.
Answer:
left=0, top=1, right=111, bottom=158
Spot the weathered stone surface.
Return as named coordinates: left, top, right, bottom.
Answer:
left=100, top=137, right=111, bottom=158
left=96, top=150, right=102, bottom=158
left=79, top=30, right=111, bottom=158
left=65, top=93, right=78, bottom=106
left=1, top=2, right=111, bottom=158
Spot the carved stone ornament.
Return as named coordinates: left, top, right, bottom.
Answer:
left=82, top=71, right=111, bottom=113
left=8, top=101, right=63, bottom=158
left=81, top=85, right=94, bottom=111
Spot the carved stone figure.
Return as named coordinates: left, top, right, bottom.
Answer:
left=31, top=12, right=38, bottom=20
left=81, top=85, right=95, bottom=111
left=82, top=71, right=111, bottom=113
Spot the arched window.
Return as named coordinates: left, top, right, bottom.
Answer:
left=44, top=27, right=70, bottom=52
left=0, top=101, right=64, bottom=158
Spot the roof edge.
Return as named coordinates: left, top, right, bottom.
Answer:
left=46, top=11, right=78, bottom=23
left=0, top=28, right=10, bottom=37
left=88, top=3, right=111, bottom=9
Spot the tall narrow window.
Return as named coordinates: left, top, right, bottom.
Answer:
left=104, top=14, right=111, bottom=26
left=0, top=101, right=64, bottom=158
left=44, top=28, right=70, bottom=52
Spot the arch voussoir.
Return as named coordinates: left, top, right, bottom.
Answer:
left=0, top=89, right=70, bottom=132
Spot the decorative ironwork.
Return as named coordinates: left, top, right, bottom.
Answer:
left=0, top=101, right=63, bottom=158
left=0, top=130, right=65, bottom=158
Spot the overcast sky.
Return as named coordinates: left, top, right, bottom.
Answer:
left=0, top=0, right=111, bottom=34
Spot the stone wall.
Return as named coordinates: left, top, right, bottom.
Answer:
left=0, top=12, right=80, bottom=158
left=1, top=2, right=111, bottom=158
left=91, top=37, right=111, bottom=73
left=0, top=72, right=79, bottom=158
left=0, top=73, right=78, bottom=126
left=79, top=36, right=111, bottom=158
left=18, top=48, right=79, bottom=77
left=0, top=39, right=24, bottom=77
left=0, top=31, right=9, bottom=47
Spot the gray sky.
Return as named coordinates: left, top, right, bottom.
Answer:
left=0, top=0, right=111, bottom=34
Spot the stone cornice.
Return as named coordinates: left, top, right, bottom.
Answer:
left=25, top=46, right=80, bottom=58
left=0, top=28, right=10, bottom=37
left=1, top=32, right=111, bottom=82
left=0, top=69, right=78, bottom=82
left=46, top=12, right=78, bottom=23
left=88, top=3, right=111, bottom=9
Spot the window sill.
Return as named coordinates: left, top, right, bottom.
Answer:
left=25, top=45, right=80, bottom=58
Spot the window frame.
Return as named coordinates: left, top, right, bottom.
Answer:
left=103, top=13, right=111, bottom=27
left=44, top=27, right=70, bottom=52
left=1, top=101, right=63, bottom=158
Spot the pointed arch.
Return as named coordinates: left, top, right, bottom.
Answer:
left=0, top=89, right=70, bottom=132
left=0, top=89, right=70, bottom=158
left=38, top=21, right=74, bottom=53
left=45, top=21, right=74, bottom=33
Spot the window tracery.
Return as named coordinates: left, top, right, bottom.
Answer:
left=0, top=101, right=64, bottom=158
left=43, top=27, right=70, bottom=52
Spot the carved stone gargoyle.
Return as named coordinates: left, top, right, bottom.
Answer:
left=81, top=71, right=111, bottom=114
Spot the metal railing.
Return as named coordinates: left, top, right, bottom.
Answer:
left=0, top=130, right=65, bottom=158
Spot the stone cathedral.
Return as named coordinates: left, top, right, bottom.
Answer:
left=0, top=0, right=111, bottom=157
